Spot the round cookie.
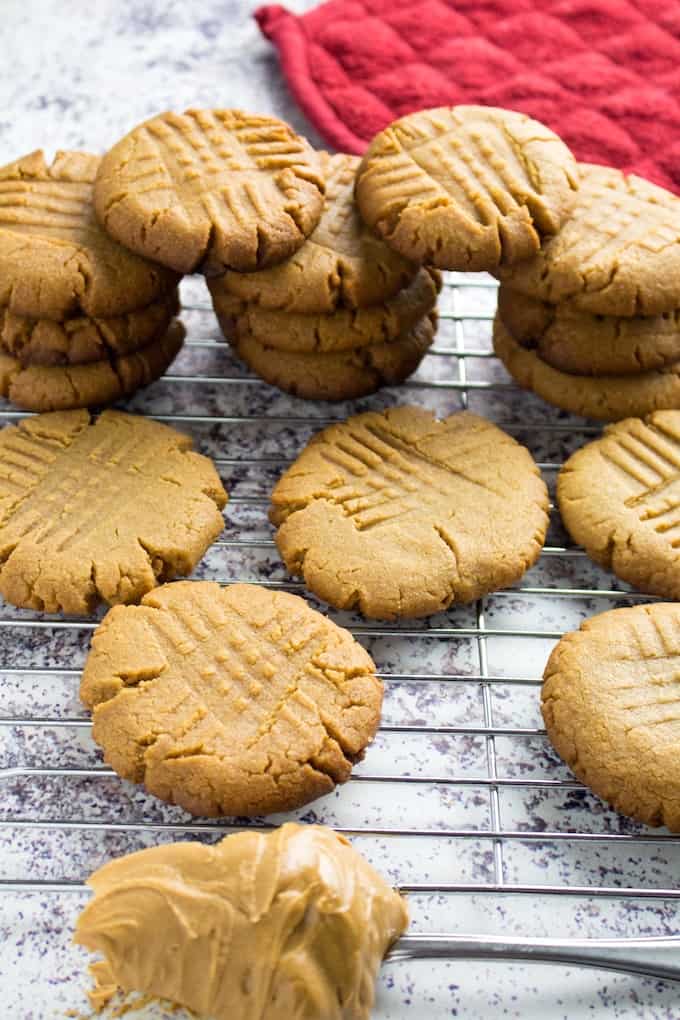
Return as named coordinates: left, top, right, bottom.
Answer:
left=0, top=290, right=179, bottom=366
left=557, top=411, right=680, bottom=599
left=75, top=823, right=408, bottom=1020
left=0, top=409, right=227, bottom=613
left=0, top=150, right=179, bottom=321
left=497, top=287, right=680, bottom=376
left=270, top=406, right=549, bottom=619
left=232, top=313, right=435, bottom=401
left=495, top=163, right=680, bottom=317
left=355, top=105, right=578, bottom=271
left=94, top=109, right=325, bottom=275
left=542, top=603, right=680, bottom=830
left=79, top=581, right=383, bottom=816
left=493, top=314, right=680, bottom=421
left=214, top=152, right=418, bottom=313
left=211, top=267, right=440, bottom=354
left=0, top=319, right=184, bottom=412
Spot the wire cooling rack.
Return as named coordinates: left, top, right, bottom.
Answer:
left=1, top=273, right=680, bottom=1016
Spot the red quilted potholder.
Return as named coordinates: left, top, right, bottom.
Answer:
left=255, top=0, right=680, bottom=192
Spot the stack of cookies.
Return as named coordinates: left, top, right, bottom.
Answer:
left=493, top=163, right=680, bottom=421
left=0, top=149, right=183, bottom=412
left=207, top=152, right=440, bottom=401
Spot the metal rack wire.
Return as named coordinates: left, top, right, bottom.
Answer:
left=2, top=274, right=680, bottom=1006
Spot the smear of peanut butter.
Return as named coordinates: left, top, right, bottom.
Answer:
left=74, top=823, right=408, bottom=1020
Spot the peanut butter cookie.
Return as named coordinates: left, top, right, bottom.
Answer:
left=356, top=105, right=578, bottom=271
left=0, top=290, right=179, bottom=366
left=211, top=267, right=440, bottom=353
left=232, top=313, right=435, bottom=401
left=496, top=163, right=680, bottom=316
left=0, top=409, right=227, bottom=614
left=0, top=150, right=179, bottom=320
left=558, top=411, right=680, bottom=599
left=94, top=109, right=325, bottom=274
left=543, top=603, right=680, bottom=830
left=497, top=287, right=680, bottom=376
left=0, top=318, right=184, bottom=411
left=214, top=152, right=417, bottom=313
left=270, top=406, right=549, bottom=619
left=80, top=581, right=383, bottom=816
left=493, top=314, right=680, bottom=420
left=75, top=823, right=408, bottom=1020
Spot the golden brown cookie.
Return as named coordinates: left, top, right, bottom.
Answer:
left=232, top=313, right=435, bottom=401
left=495, top=163, right=680, bottom=317
left=355, top=105, right=578, bottom=271
left=270, top=407, right=549, bottom=619
left=94, top=109, right=325, bottom=275
left=542, top=603, right=680, bottom=830
left=214, top=152, right=418, bottom=313
left=211, top=267, right=440, bottom=353
left=497, top=287, right=680, bottom=376
left=74, top=823, right=408, bottom=1020
left=0, top=150, right=179, bottom=321
left=0, top=290, right=179, bottom=366
left=80, top=581, right=382, bottom=816
left=557, top=412, right=680, bottom=599
left=0, top=410, right=227, bottom=614
left=0, top=318, right=184, bottom=412
left=493, top=313, right=680, bottom=421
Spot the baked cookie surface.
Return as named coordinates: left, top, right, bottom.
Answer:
left=497, top=287, right=680, bottom=377
left=270, top=406, right=549, bottom=618
left=558, top=411, right=680, bottom=599
left=74, top=823, right=408, bottom=1020
left=542, top=603, right=680, bottom=830
left=211, top=267, right=440, bottom=353
left=214, top=151, right=417, bottom=313
left=0, top=150, right=178, bottom=320
left=80, top=581, right=382, bottom=816
left=0, top=409, right=226, bottom=613
left=232, top=312, right=435, bottom=401
left=94, top=109, right=325, bottom=274
left=0, top=290, right=179, bottom=366
left=493, top=314, right=680, bottom=421
left=355, top=105, right=578, bottom=271
left=0, top=318, right=184, bottom=411
left=495, top=163, right=680, bottom=316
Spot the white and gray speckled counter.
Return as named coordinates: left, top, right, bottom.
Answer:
left=1, top=3, right=679, bottom=1019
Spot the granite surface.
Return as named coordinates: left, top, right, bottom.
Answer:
left=0, top=2, right=679, bottom=1018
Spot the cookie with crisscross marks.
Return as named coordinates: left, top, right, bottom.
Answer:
left=496, top=163, right=680, bottom=317
left=0, top=150, right=179, bottom=321
left=543, top=603, right=680, bottom=830
left=270, top=406, right=549, bottom=619
left=0, top=409, right=227, bottom=614
left=558, top=411, right=680, bottom=600
left=355, top=106, right=578, bottom=272
left=215, top=151, right=418, bottom=313
left=94, top=109, right=325, bottom=275
left=80, top=581, right=382, bottom=817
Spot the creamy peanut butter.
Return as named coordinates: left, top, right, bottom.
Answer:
left=74, top=822, right=408, bottom=1019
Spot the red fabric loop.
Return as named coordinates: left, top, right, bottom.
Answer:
left=255, top=0, right=680, bottom=192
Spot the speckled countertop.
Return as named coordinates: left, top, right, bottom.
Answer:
left=0, top=2, right=679, bottom=1018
